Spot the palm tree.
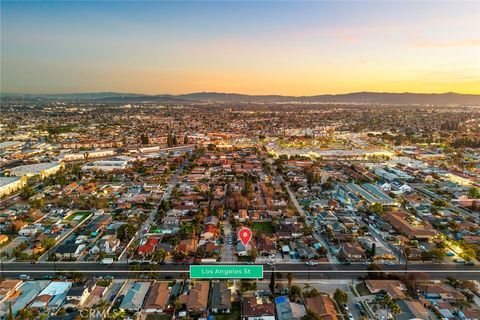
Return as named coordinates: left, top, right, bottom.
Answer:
left=287, top=272, right=293, bottom=289
left=390, top=303, right=401, bottom=314
left=155, top=248, right=167, bottom=263
left=96, top=299, right=109, bottom=315
left=7, top=302, right=14, bottom=320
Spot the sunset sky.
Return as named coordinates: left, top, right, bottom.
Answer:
left=1, top=1, right=479, bottom=95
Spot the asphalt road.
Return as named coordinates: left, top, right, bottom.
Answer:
left=1, top=262, right=478, bottom=280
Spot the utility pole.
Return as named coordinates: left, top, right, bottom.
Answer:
left=0, top=252, right=4, bottom=281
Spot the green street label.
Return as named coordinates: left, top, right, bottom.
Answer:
left=190, top=265, right=264, bottom=279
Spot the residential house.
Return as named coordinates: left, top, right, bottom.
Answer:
left=137, top=238, right=159, bottom=257
left=30, top=281, right=72, bottom=311
left=304, top=295, right=339, bottom=320
left=143, top=281, right=171, bottom=313
left=89, top=235, right=120, bottom=255
left=119, top=282, right=150, bottom=311
left=275, top=296, right=306, bottom=320
left=210, top=281, right=231, bottom=314
left=365, top=280, right=407, bottom=299
left=341, top=242, right=366, bottom=261
left=185, top=281, right=209, bottom=313
left=242, top=296, right=275, bottom=320
left=64, top=285, right=92, bottom=309
left=54, top=243, right=86, bottom=259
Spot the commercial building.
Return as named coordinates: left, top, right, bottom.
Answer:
left=82, top=157, right=133, bottom=172
left=8, top=162, right=64, bottom=179
left=0, top=176, right=27, bottom=197
left=59, top=149, right=116, bottom=162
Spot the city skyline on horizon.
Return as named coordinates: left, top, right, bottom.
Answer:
left=1, top=1, right=479, bottom=95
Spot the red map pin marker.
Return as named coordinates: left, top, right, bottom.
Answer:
left=238, top=227, right=252, bottom=246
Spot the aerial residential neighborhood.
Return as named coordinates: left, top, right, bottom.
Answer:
left=1, top=0, right=480, bottom=319
left=0, top=98, right=479, bottom=320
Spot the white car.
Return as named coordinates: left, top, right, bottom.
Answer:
left=348, top=313, right=354, bottom=320
left=305, top=261, right=319, bottom=266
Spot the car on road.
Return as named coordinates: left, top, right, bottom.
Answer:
left=466, top=260, right=475, bottom=266
left=18, top=275, right=30, bottom=280
left=342, top=303, right=349, bottom=311
left=305, top=261, right=319, bottom=266
left=348, top=313, right=354, bottom=320
left=454, top=258, right=466, bottom=263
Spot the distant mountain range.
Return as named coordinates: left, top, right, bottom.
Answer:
left=2, top=91, right=480, bottom=105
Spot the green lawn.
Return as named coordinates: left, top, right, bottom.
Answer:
left=65, top=211, right=90, bottom=221
left=212, top=302, right=240, bottom=320
left=252, top=222, right=274, bottom=234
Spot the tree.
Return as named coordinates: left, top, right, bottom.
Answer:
left=460, top=280, right=479, bottom=295
left=456, top=298, right=471, bottom=311
left=469, top=187, right=480, bottom=199
left=153, top=248, right=167, bottom=264
left=420, top=251, right=433, bottom=261
left=95, top=299, right=109, bottom=318
left=303, top=288, right=320, bottom=298
left=117, top=223, right=138, bottom=242
left=28, top=198, right=45, bottom=210
left=430, top=248, right=445, bottom=261
left=269, top=270, right=275, bottom=295
left=140, top=132, right=149, bottom=145
left=289, top=285, right=302, bottom=300
left=369, top=203, right=384, bottom=215
left=380, top=294, right=392, bottom=308
left=17, top=308, right=34, bottom=320
left=42, top=238, right=56, bottom=250
left=19, top=186, right=35, bottom=200
left=315, top=246, right=327, bottom=257
left=390, top=303, right=401, bottom=314
left=301, top=309, right=321, bottom=320
left=432, top=199, right=447, bottom=207
left=333, top=288, right=348, bottom=305
left=239, top=280, right=256, bottom=293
